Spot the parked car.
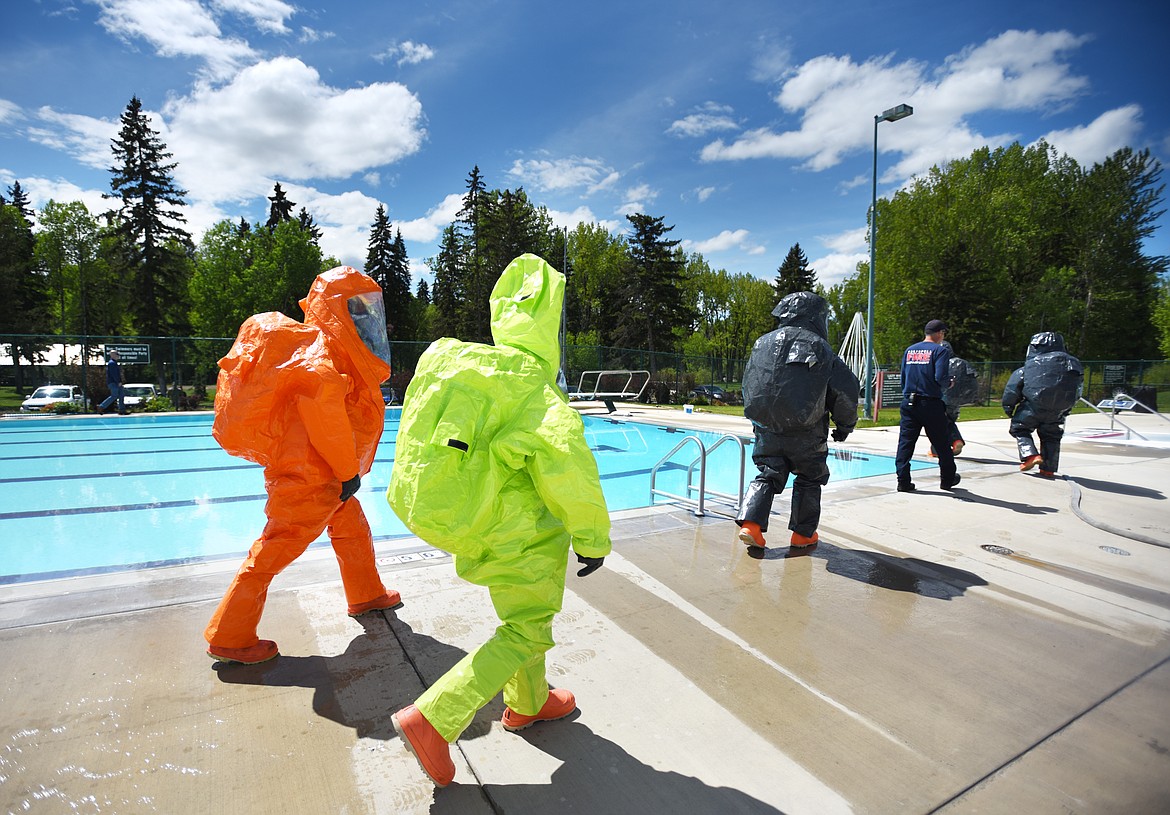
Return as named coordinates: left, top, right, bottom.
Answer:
left=690, top=385, right=730, bottom=403
left=122, top=383, right=159, bottom=407
left=20, top=385, right=84, bottom=412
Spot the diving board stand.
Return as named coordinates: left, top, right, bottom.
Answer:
left=569, top=370, right=651, bottom=413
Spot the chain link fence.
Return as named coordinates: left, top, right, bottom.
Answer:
left=3, top=333, right=1167, bottom=412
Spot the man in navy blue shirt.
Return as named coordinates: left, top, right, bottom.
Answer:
left=894, top=319, right=959, bottom=492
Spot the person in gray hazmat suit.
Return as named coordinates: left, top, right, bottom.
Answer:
left=931, top=339, right=980, bottom=457
left=1001, top=331, right=1083, bottom=477
left=736, top=291, right=859, bottom=549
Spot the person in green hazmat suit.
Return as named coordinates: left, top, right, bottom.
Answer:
left=387, top=253, right=611, bottom=787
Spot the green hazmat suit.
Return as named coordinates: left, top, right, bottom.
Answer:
left=387, top=253, right=611, bottom=742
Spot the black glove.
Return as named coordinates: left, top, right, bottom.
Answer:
left=831, top=426, right=852, bottom=443
left=576, top=555, right=604, bottom=577
left=339, top=474, right=361, bottom=502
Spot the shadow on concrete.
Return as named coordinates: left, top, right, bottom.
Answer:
left=949, top=488, right=1059, bottom=515
left=460, top=720, right=785, bottom=815
left=211, top=613, right=482, bottom=740
left=1070, top=476, right=1166, bottom=501
left=751, top=541, right=987, bottom=599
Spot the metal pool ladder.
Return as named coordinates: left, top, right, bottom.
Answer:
left=649, top=433, right=748, bottom=517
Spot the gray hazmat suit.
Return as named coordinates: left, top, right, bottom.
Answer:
left=1002, top=331, right=1083, bottom=473
left=736, top=292, right=859, bottom=537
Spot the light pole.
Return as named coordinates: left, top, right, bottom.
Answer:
left=864, top=102, right=913, bottom=419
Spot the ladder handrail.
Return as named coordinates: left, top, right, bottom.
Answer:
left=650, top=431, right=747, bottom=518
left=1078, top=396, right=1148, bottom=441
left=1111, top=392, right=1170, bottom=426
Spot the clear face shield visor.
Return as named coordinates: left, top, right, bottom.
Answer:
left=346, top=291, right=392, bottom=367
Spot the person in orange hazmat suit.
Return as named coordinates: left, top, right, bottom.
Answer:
left=204, top=266, right=402, bottom=665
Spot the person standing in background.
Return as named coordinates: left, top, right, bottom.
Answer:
left=894, top=319, right=959, bottom=493
left=97, top=349, right=127, bottom=415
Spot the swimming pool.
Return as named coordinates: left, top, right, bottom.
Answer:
left=0, top=411, right=920, bottom=583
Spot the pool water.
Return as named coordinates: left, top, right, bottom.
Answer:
left=0, top=411, right=921, bottom=583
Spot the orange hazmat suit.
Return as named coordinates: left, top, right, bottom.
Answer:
left=204, top=266, right=398, bottom=656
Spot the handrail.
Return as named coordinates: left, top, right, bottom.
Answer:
left=1112, top=392, right=1170, bottom=426
left=1078, top=397, right=1148, bottom=441
left=650, top=431, right=747, bottom=518
left=570, top=370, right=650, bottom=401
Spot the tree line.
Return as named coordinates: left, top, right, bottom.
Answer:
left=2, top=96, right=1168, bottom=395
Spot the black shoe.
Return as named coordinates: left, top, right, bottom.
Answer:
left=941, top=473, right=961, bottom=491
left=897, top=482, right=916, bottom=493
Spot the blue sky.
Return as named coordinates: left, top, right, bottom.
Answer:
left=2, top=0, right=1167, bottom=291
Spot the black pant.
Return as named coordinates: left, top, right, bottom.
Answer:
left=737, top=428, right=830, bottom=537
left=1010, top=416, right=1064, bottom=472
left=895, top=396, right=956, bottom=486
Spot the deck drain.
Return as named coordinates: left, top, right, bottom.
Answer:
left=1099, top=545, right=1131, bottom=556
left=981, top=544, right=1015, bottom=556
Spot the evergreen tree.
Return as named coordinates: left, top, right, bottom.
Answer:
left=429, top=225, right=463, bottom=339
left=416, top=278, right=430, bottom=305
left=266, top=183, right=296, bottom=230
left=615, top=213, right=694, bottom=370
left=772, top=243, right=817, bottom=299
left=107, top=95, right=192, bottom=339
left=6, top=181, right=34, bottom=220
left=296, top=206, right=322, bottom=244
left=364, top=204, right=394, bottom=294
left=386, top=228, right=414, bottom=339
left=0, top=199, right=51, bottom=393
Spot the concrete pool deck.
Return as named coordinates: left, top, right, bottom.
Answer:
left=2, top=408, right=1169, bottom=813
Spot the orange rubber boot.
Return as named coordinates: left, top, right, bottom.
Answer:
left=207, top=639, right=279, bottom=664
left=347, top=590, right=403, bottom=617
left=393, top=705, right=455, bottom=787
left=737, top=521, right=766, bottom=549
left=502, top=688, right=577, bottom=732
left=1020, top=454, right=1042, bottom=472
left=790, top=531, right=819, bottom=548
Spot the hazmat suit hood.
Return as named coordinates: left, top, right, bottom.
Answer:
left=489, top=254, right=565, bottom=382
left=300, top=266, right=391, bottom=387
left=1026, top=331, right=1066, bottom=359
left=771, top=291, right=830, bottom=340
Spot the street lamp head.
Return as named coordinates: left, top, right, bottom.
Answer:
left=877, top=103, right=913, bottom=123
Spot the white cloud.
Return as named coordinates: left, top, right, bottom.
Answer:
left=809, top=252, right=867, bottom=288
left=810, top=226, right=870, bottom=288
left=211, top=0, right=295, bottom=34
left=616, top=183, right=658, bottom=217
left=377, top=40, right=436, bottom=66
left=393, top=192, right=464, bottom=243
left=3, top=175, right=110, bottom=225
left=28, top=107, right=120, bottom=170
left=507, top=156, right=620, bottom=195
left=695, top=186, right=715, bottom=202
left=163, top=56, right=425, bottom=200
left=685, top=229, right=751, bottom=254
left=1038, top=105, right=1143, bottom=166
left=546, top=205, right=619, bottom=235
left=93, top=0, right=256, bottom=80
left=680, top=229, right=767, bottom=257
left=0, top=99, right=21, bottom=125
left=667, top=103, right=738, bottom=138
left=701, top=29, right=1094, bottom=180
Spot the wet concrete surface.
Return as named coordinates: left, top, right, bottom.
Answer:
left=2, top=410, right=1169, bottom=813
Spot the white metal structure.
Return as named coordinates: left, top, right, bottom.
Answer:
left=838, top=311, right=868, bottom=388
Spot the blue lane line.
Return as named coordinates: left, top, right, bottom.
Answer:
left=0, top=531, right=416, bottom=586
left=0, top=493, right=270, bottom=520
left=0, top=432, right=216, bottom=446
left=0, top=447, right=222, bottom=461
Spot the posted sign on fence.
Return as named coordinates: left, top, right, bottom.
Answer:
left=104, top=344, right=151, bottom=364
